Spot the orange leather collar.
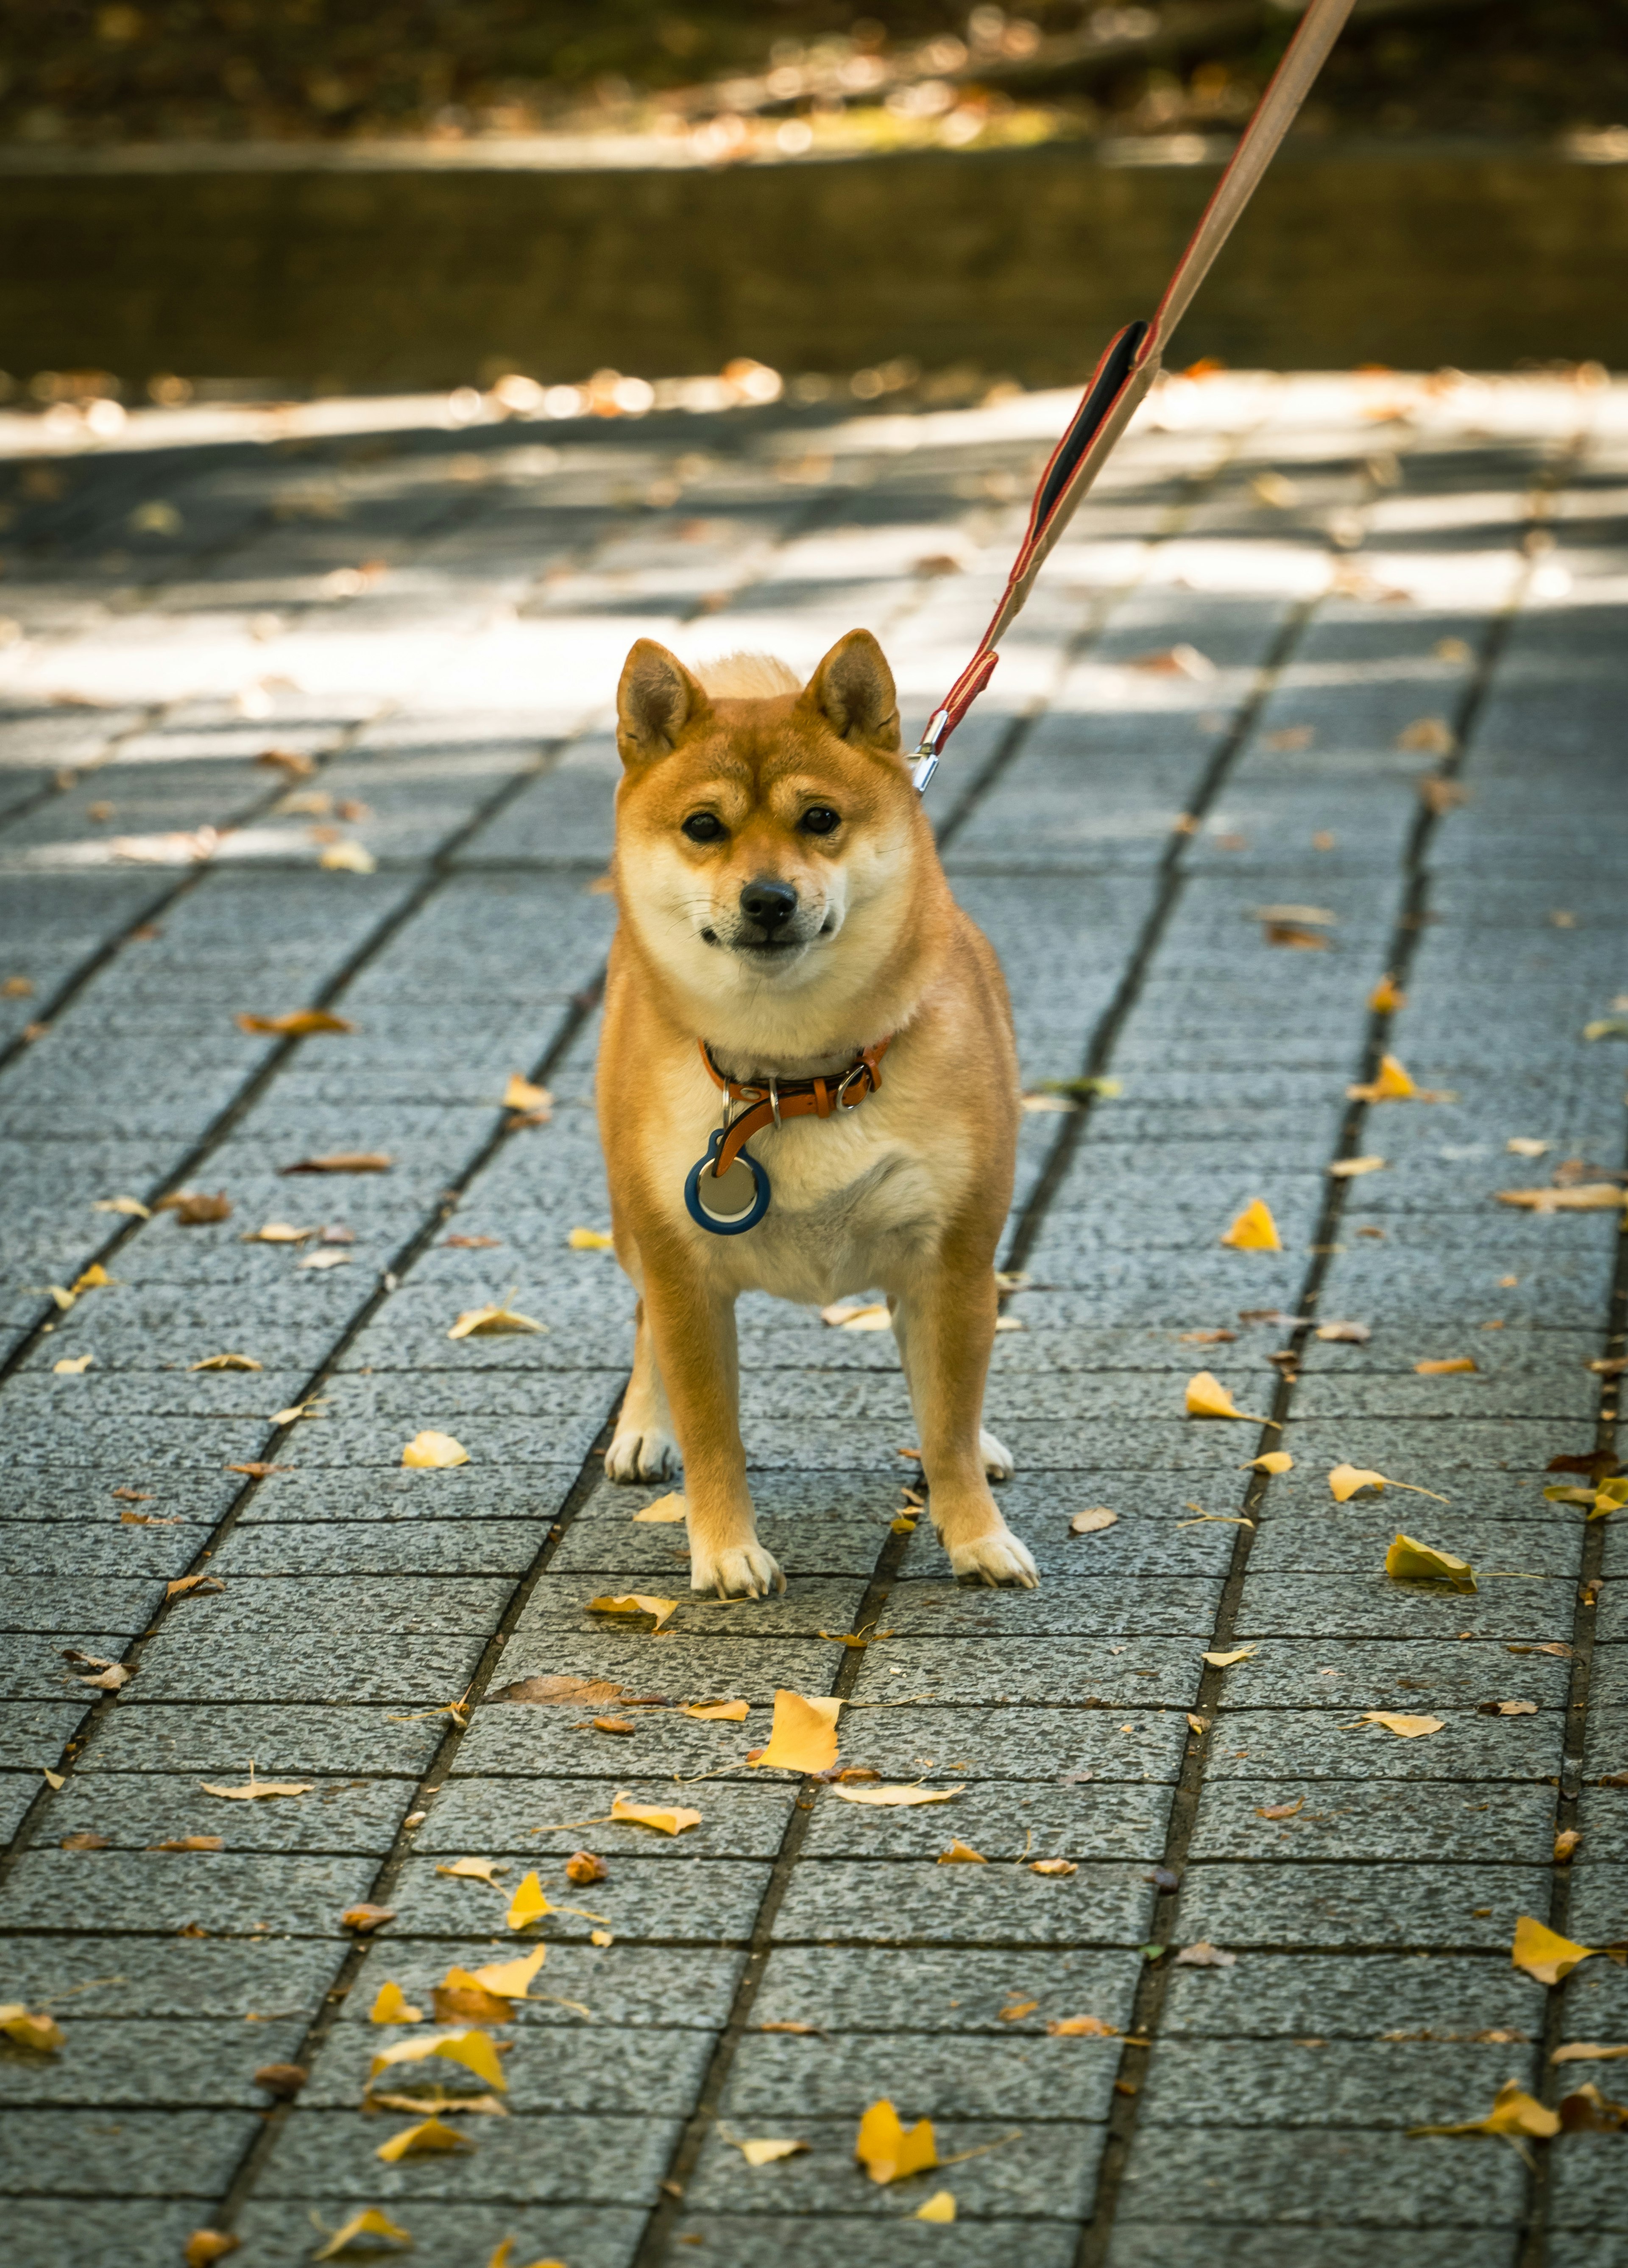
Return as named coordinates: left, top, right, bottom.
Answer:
left=700, top=1036, right=891, bottom=1176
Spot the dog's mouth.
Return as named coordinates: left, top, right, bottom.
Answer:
left=702, top=913, right=837, bottom=959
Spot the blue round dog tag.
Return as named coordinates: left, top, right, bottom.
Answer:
left=685, top=1129, right=771, bottom=1236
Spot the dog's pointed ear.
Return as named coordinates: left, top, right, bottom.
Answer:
left=800, top=629, right=900, bottom=752
left=616, top=639, right=710, bottom=768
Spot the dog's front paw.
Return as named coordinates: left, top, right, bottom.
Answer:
left=690, top=1543, right=786, bottom=1599
left=980, top=1427, right=1016, bottom=1481
left=948, top=1529, right=1038, bottom=1588
left=605, top=1425, right=680, bottom=1484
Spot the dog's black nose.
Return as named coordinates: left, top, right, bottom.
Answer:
left=740, top=877, right=798, bottom=930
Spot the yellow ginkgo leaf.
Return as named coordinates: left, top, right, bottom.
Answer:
left=1355, top=1711, right=1444, bottom=1739
left=683, top=1698, right=749, bottom=1721
left=1220, top=1198, right=1281, bottom=1251
left=1328, top=1462, right=1448, bottom=1504
left=188, top=1351, right=262, bottom=1372
left=1185, top=1371, right=1271, bottom=1422
left=435, top=1857, right=507, bottom=1889
left=586, top=1592, right=678, bottom=1632
left=0, top=2005, right=65, bottom=2052
left=236, top=1009, right=355, bottom=1038
left=312, top=2208, right=413, bottom=2260
left=1369, top=973, right=1405, bottom=1012
left=402, top=1430, right=469, bottom=1468
left=505, top=1872, right=551, bottom=1929
left=433, top=1968, right=516, bottom=2026
left=502, top=1074, right=549, bottom=1111
left=368, top=2028, right=505, bottom=2090
left=320, top=841, right=376, bottom=874
left=826, top=1782, right=965, bottom=1807
left=1409, top=2079, right=1560, bottom=2140
left=633, top=1492, right=687, bottom=1523
left=916, top=2191, right=957, bottom=2223
left=53, top=1354, right=94, bottom=1374
left=1202, top=1646, right=1256, bottom=1669
left=376, top=2115, right=473, bottom=2161
left=937, top=1839, right=986, bottom=1864
left=610, top=1792, right=702, bottom=1835
left=486, top=2246, right=568, bottom=2268
left=733, top=2137, right=809, bottom=2166
left=93, top=1194, right=151, bottom=1218
left=1511, top=1914, right=1597, bottom=1987
left=447, top=1295, right=544, bottom=1340
left=1246, top=1451, right=1293, bottom=1474
left=369, top=1981, right=423, bottom=2025
left=469, top=1947, right=547, bottom=1999
left=1385, top=1534, right=1476, bottom=1591
left=855, top=2098, right=938, bottom=2185
left=1348, top=1052, right=1416, bottom=1102
left=750, top=1690, right=842, bottom=1775
left=243, top=1221, right=315, bottom=1243
left=568, top=1227, right=613, bottom=1250
left=74, top=1264, right=112, bottom=1290
left=1415, top=1357, right=1477, bottom=1375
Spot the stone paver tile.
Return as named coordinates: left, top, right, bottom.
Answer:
left=799, top=1778, right=1171, bottom=1862
left=1174, top=1861, right=1553, bottom=1949
left=0, top=2108, right=259, bottom=2196
left=1113, top=2125, right=1527, bottom=2226
left=419, top=1774, right=796, bottom=1858
left=305, top=2017, right=714, bottom=2111
left=845, top=1638, right=1203, bottom=1709
left=1232, top=1573, right=1577, bottom=1642
left=337, top=1937, right=745, bottom=2028
left=0, top=2016, right=309, bottom=2107
left=128, top=1628, right=491, bottom=1703
left=1159, top=1951, right=1545, bottom=2040
left=236, top=2201, right=647, bottom=2268
left=0, top=1848, right=379, bottom=1935
left=251, top=2105, right=680, bottom=2202
left=1136, top=2037, right=1543, bottom=2127
left=750, top=1945, right=1143, bottom=2033
left=1108, top=2233, right=1516, bottom=2268
left=1188, top=1778, right=1556, bottom=1862
left=686, top=2117, right=1103, bottom=2216
left=0, top=1933, right=340, bottom=2016
left=42, top=1770, right=410, bottom=1853
left=772, top=1859, right=1152, bottom=1945
left=1201, top=1707, right=1565, bottom=1779
left=86, top=1701, right=446, bottom=1775
left=723, top=2028, right=1121, bottom=2121
left=4, top=2201, right=222, bottom=2268
left=386, top=1851, right=772, bottom=1941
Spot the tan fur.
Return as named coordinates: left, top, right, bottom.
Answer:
left=597, top=628, right=1036, bottom=1597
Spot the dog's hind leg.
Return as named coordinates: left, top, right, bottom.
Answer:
left=892, top=1267, right=1037, bottom=1589
left=605, top=1297, right=682, bottom=1483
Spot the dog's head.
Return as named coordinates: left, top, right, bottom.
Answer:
left=611, top=629, right=934, bottom=1045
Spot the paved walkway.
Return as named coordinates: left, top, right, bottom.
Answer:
left=0, top=368, right=1624, bottom=2268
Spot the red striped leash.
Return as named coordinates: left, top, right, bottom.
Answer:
left=910, top=0, right=1356, bottom=794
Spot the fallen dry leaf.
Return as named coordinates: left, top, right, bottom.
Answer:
left=1555, top=1828, right=1583, bottom=1862
left=0, top=2005, right=65, bottom=2052
left=341, top=1904, right=396, bottom=1933
left=683, top=1698, right=748, bottom=1722
left=403, top=1430, right=470, bottom=1469
left=1511, top=1914, right=1597, bottom=1986
left=443, top=1233, right=502, bottom=1249
left=297, top=1248, right=351, bottom=1271
left=1316, top=1320, right=1372, bottom=1344
left=253, top=2062, right=307, bottom=2099
left=61, top=1831, right=109, bottom=1848
left=856, top=2098, right=938, bottom=2184
left=1180, top=1329, right=1238, bottom=1345
left=1129, top=642, right=1213, bottom=678
left=1070, top=1507, right=1118, bottom=1535
left=1202, top=1647, right=1255, bottom=1669
left=1507, top=1137, right=1550, bottom=1158
left=586, top=1592, right=678, bottom=1633
left=377, top=2115, right=472, bottom=2162
left=633, top=1492, right=687, bottom=1523
left=312, top=2208, right=413, bottom=2260
left=189, top=1353, right=262, bottom=1372
left=1047, top=2013, right=1117, bottom=2035
left=1416, top=1357, right=1477, bottom=1375
left=200, top=1770, right=312, bottom=1801
left=1328, top=1463, right=1447, bottom=1505
left=1552, top=2042, right=1628, bottom=2065
left=818, top=1300, right=892, bottom=1329
left=827, top=1781, right=965, bottom=1808
left=72, top=1663, right=130, bottom=1691
left=433, top=1968, right=516, bottom=2027
left=1486, top=1701, right=1539, bottom=1716
left=1185, top=1372, right=1271, bottom=1423
left=167, top=1574, right=225, bottom=1599
left=183, top=2235, right=240, bottom=2268
left=1000, top=1998, right=1040, bottom=2021
left=436, top=1856, right=507, bottom=1888
left=938, top=1839, right=986, bottom=1864
left=502, top=1075, right=552, bottom=1112
left=1245, top=1451, right=1294, bottom=1474
left=1032, top=1858, right=1078, bottom=1876
left=568, top=1227, right=613, bottom=1250
left=751, top=1690, right=842, bottom=1775
left=447, top=1294, right=544, bottom=1340
left=1220, top=1198, right=1281, bottom=1252
left=732, top=2137, right=809, bottom=2166
left=470, top=1948, right=548, bottom=1998
left=610, top=1792, right=702, bottom=1836
left=281, top=1151, right=393, bottom=1173
left=369, top=2029, right=505, bottom=2092
left=1256, top=1799, right=1304, bottom=1820
left=493, top=1674, right=661, bottom=1708
left=235, top=1009, right=354, bottom=1037
left=1397, top=716, right=1454, bottom=754
left=1558, top=2082, right=1628, bottom=2133
left=319, top=840, right=376, bottom=874
left=150, top=1835, right=222, bottom=1852
left=1385, top=1534, right=1476, bottom=1591
left=1355, top=1711, right=1444, bottom=1739
left=915, top=2192, right=956, bottom=2223
left=1173, top=1942, right=1238, bottom=1968
left=156, top=1191, right=231, bottom=1226
left=593, top=1716, right=637, bottom=1736
left=242, top=1222, right=315, bottom=1245
left=53, top=1354, right=94, bottom=1375
left=761, top=2020, right=821, bottom=2035
left=1263, top=920, right=1329, bottom=950
left=1330, top=1156, right=1385, bottom=1179
left=225, top=1462, right=290, bottom=1478
left=507, top=1873, right=549, bottom=1928
left=1369, top=974, right=1405, bottom=1012
left=1348, top=1053, right=1416, bottom=1102
left=370, top=1981, right=423, bottom=2024
left=1410, top=2078, right=1558, bottom=2140
left=1497, top=1183, right=1625, bottom=1213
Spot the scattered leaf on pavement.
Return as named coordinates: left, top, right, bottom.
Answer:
left=683, top=1699, right=748, bottom=1721
left=435, top=1857, right=507, bottom=1888
left=1409, top=2079, right=1559, bottom=2140
left=447, top=1295, right=544, bottom=1340
left=568, top=1227, right=613, bottom=1249
left=156, top=1191, right=232, bottom=1225
left=189, top=1353, right=262, bottom=1372
left=493, top=1675, right=661, bottom=1708
left=297, top=1248, right=351, bottom=1270
left=856, top=2098, right=938, bottom=2184
left=1185, top=1372, right=1271, bottom=1422
left=732, top=2137, right=809, bottom=2166
left=1416, top=1357, right=1477, bottom=1374
left=1047, top=2013, right=1118, bottom=2034
left=818, top=1300, right=892, bottom=1328
left=243, top=1222, right=315, bottom=1244
left=281, top=1152, right=392, bottom=1173
left=53, top=1354, right=94, bottom=1374
left=150, top=1835, right=222, bottom=1851
left=1220, top=1199, right=1280, bottom=1251
left=319, top=841, right=376, bottom=874
left=1264, top=922, right=1328, bottom=950
left=1385, top=1534, right=1477, bottom=1591
left=750, top=1691, right=842, bottom=1774
left=506, top=1872, right=549, bottom=1928
left=1329, top=1463, right=1448, bottom=1504
left=1552, top=2042, right=1628, bottom=2064
left=610, top=1793, right=702, bottom=1836
left=586, top=1593, right=678, bottom=1633
left=235, top=1009, right=354, bottom=1037
left=0, top=2006, right=64, bottom=2051
left=370, top=1982, right=423, bottom=2024
left=167, top=1574, right=225, bottom=1599
left=201, top=1771, right=312, bottom=1800
left=1369, top=974, right=1405, bottom=1011
left=1246, top=1452, right=1294, bottom=1474
left=368, top=2030, right=506, bottom=2091
left=1348, top=1053, right=1418, bottom=1102
left=1070, top=1507, right=1118, bottom=1535
left=502, top=1075, right=551, bottom=1112
left=915, top=2192, right=956, bottom=2222
left=565, top=1851, right=607, bottom=1886
left=253, top=2062, right=307, bottom=2099
left=937, top=1839, right=985, bottom=1864
left=1511, top=1915, right=1597, bottom=1986
left=1316, top=1320, right=1371, bottom=1344
left=1355, top=1711, right=1444, bottom=1739
left=1031, top=1858, right=1077, bottom=1876
left=341, top=1904, right=396, bottom=1932
left=1202, top=1647, right=1255, bottom=1669
left=183, top=2235, right=240, bottom=2267
left=312, top=2208, right=413, bottom=2259
left=633, top=1492, right=687, bottom=1523
left=827, top=1782, right=965, bottom=1807
left=1497, top=1183, right=1625, bottom=1212
left=1257, top=1799, right=1304, bottom=1820
left=376, top=2116, right=472, bottom=2161
left=1173, top=1942, right=1238, bottom=1967
left=470, top=1948, right=548, bottom=1998
left=403, top=1431, right=470, bottom=1468
left=1330, top=1155, right=1385, bottom=1178
left=432, top=1968, right=516, bottom=2026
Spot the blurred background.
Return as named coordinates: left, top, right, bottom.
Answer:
left=3, top=0, right=1627, bottom=411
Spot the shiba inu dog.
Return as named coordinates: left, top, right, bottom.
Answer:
left=597, top=627, right=1037, bottom=1599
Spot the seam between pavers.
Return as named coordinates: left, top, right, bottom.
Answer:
left=1073, top=465, right=1587, bottom=2268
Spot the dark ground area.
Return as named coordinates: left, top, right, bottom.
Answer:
left=5, top=0, right=1627, bottom=150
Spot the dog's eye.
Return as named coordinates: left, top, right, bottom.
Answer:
left=682, top=812, right=725, bottom=843
left=800, top=805, right=841, bottom=836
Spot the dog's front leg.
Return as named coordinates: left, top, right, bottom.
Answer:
left=641, top=1268, right=784, bottom=1599
left=893, top=1269, right=1037, bottom=1589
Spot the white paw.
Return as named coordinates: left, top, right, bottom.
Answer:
left=690, top=1543, right=786, bottom=1599
left=605, top=1426, right=680, bottom=1484
left=948, top=1529, right=1039, bottom=1588
left=980, top=1427, right=1015, bottom=1481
